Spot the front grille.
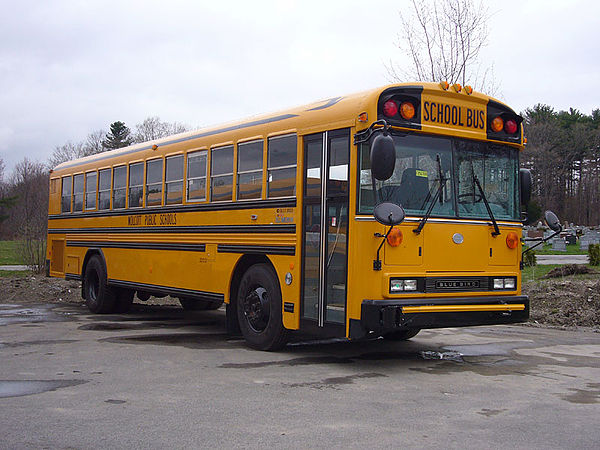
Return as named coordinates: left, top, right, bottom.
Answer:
left=425, top=277, right=489, bottom=293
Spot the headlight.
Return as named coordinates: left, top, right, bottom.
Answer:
left=491, top=277, right=517, bottom=290
left=390, top=278, right=419, bottom=293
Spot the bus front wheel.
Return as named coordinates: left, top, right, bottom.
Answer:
left=83, top=256, right=116, bottom=314
left=383, top=329, right=421, bottom=341
left=236, top=264, right=289, bottom=351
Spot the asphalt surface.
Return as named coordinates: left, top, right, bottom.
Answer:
left=1, top=302, right=600, bottom=449
left=535, top=254, right=589, bottom=265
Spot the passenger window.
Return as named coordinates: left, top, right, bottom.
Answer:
left=61, top=176, right=72, bottom=213
left=210, top=146, right=233, bottom=201
left=98, top=169, right=111, bottom=210
left=267, top=134, right=297, bottom=198
left=113, top=166, right=126, bottom=209
left=146, top=158, right=163, bottom=207
left=187, top=151, right=207, bottom=202
left=128, top=162, right=144, bottom=208
left=237, top=140, right=263, bottom=200
left=165, top=155, right=184, bottom=204
left=73, top=174, right=84, bottom=212
left=85, top=171, right=97, bottom=210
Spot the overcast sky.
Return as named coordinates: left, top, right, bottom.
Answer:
left=1, top=0, right=599, bottom=174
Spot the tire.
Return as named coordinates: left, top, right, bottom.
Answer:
left=236, top=264, right=289, bottom=351
left=83, top=256, right=116, bottom=314
left=179, top=297, right=224, bottom=311
left=114, top=289, right=134, bottom=313
left=383, top=329, right=421, bottom=341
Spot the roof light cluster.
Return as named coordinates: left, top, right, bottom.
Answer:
left=490, top=115, right=519, bottom=135
left=382, top=100, right=416, bottom=120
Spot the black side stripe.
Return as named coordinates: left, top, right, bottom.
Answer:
left=48, top=198, right=296, bottom=220
left=65, top=273, right=82, bottom=281
left=107, top=279, right=224, bottom=303
left=217, top=244, right=295, bottom=256
left=66, top=241, right=206, bottom=252
left=49, top=224, right=296, bottom=235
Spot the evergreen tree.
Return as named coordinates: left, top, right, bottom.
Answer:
left=102, top=121, right=133, bottom=149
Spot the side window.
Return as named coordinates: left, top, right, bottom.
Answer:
left=98, top=169, right=111, bottom=210
left=267, top=134, right=297, bottom=197
left=237, top=140, right=263, bottom=200
left=187, top=151, right=207, bottom=202
left=113, top=166, right=126, bottom=209
left=165, top=155, right=184, bottom=204
left=73, top=174, right=84, bottom=212
left=128, top=162, right=144, bottom=208
left=328, top=135, right=349, bottom=196
left=85, top=171, right=97, bottom=210
left=61, top=176, right=72, bottom=213
left=146, top=158, right=163, bottom=207
left=210, top=146, right=233, bottom=201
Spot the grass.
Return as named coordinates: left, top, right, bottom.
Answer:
left=0, top=270, right=30, bottom=278
left=528, top=243, right=587, bottom=255
left=0, top=241, right=23, bottom=265
left=522, top=264, right=599, bottom=282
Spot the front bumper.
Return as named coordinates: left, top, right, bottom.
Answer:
left=354, top=295, right=529, bottom=338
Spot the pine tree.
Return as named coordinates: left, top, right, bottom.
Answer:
left=102, top=121, right=133, bottom=150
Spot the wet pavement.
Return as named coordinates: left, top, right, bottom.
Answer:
left=1, top=302, right=599, bottom=449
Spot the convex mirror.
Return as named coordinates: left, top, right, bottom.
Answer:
left=370, top=132, right=395, bottom=181
left=373, top=202, right=405, bottom=226
left=544, top=210, right=561, bottom=232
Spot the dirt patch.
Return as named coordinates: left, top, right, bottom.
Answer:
left=1, top=274, right=599, bottom=330
left=523, top=277, right=600, bottom=329
left=542, top=264, right=599, bottom=279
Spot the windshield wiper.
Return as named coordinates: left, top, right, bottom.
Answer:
left=473, top=175, right=501, bottom=236
left=413, top=154, right=447, bottom=235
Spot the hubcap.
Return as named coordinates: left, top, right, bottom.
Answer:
left=243, top=286, right=270, bottom=333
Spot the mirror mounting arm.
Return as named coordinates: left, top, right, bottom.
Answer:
left=373, top=225, right=394, bottom=271
left=353, top=119, right=390, bottom=145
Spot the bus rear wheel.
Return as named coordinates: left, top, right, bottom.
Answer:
left=383, top=329, right=421, bottom=341
left=179, top=297, right=224, bottom=311
left=114, top=289, right=134, bottom=313
left=83, top=256, right=116, bottom=314
left=236, top=264, right=288, bottom=351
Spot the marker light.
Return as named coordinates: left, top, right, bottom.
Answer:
left=491, top=116, right=504, bottom=132
left=505, top=119, right=518, bottom=134
left=452, top=83, right=462, bottom=93
left=440, top=81, right=449, bottom=90
left=506, top=231, right=519, bottom=249
left=358, top=112, right=368, bottom=122
left=387, top=227, right=403, bottom=247
left=464, top=85, right=473, bottom=95
left=383, top=100, right=398, bottom=117
left=399, top=102, right=415, bottom=120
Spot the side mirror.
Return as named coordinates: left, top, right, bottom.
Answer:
left=519, top=168, right=532, bottom=205
left=370, top=132, right=395, bottom=181
left=374, top=202, right=405, bottom=226
left=544, top=210, right=561, bottom=232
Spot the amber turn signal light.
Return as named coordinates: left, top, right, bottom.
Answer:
left=491, top=116, right=504, bottom=132
left=506, top=232, right=519, bottom=249
left=387, top=227, right=403, bottom=247
left=400, top=102, right=415, bottom=120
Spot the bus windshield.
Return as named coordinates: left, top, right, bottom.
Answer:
left=359, top=133, right=520, bottom=221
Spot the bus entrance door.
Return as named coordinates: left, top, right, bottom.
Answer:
left=301, top=130, right=350, bottom=327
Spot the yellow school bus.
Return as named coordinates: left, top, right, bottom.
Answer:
left=47, top=82, right=530, bottom=350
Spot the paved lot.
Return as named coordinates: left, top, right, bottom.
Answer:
left=536, top=255, right=589, bottom=265
left=1, top=302, right=599, bottom=449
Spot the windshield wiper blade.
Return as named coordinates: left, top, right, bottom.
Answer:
left=413, top=155, right=447, bottom=235
left=473, top=175, right=501, bottom=236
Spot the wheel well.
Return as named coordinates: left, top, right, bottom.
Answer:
left=229, top=254, right=275, bottom=305
left=80, top=249, right=106, bottom=299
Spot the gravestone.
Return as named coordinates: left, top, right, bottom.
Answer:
left=580, top=239, right=589, bottom=251
left=551, top=238, right=566, bottom=252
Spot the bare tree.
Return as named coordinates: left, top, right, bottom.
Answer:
left=388, top=0, right=497, bottom=95
left=5, top=158, right=49, bottom=272
left=133, top=116, right=190, bottom=143
left=82, top=129, right=106, bottom=156
left=48, top=129, right=108, bottom=168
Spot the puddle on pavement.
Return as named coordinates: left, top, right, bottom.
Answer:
left=0, top=304, right=69, bottom=326
left=285, top=372, right=387, bottom=390
left=560, top=383, right=600, bottom=404
left=78, top=320, right=218, bottom=331
left=0, top=380, right=87, bottom=398
left=0, top=339, right=77, bottom=349
left=102, top=332, right=245, bottom=349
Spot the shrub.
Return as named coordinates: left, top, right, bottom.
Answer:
left=589, top=243, right=600, bottom=266
left=523, top=250, right=537, bottom=267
